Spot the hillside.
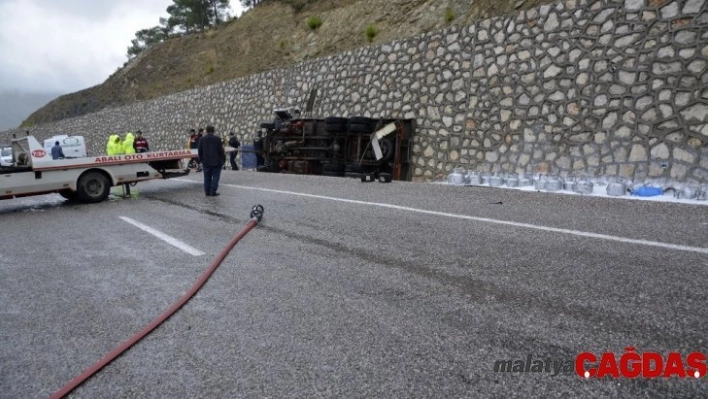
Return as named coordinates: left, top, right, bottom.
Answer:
left=21, top=0, right=555, bottom=127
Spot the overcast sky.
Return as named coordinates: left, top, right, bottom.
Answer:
left=0, top=0, right=245, bottom=95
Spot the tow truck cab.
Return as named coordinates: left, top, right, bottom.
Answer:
left=0, top=146, right=11, bottom=167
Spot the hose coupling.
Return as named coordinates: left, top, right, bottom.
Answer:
left=250, top=204, right=264, bottom=222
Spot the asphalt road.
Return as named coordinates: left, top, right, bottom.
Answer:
left=1, top=170, right=706, bottom=398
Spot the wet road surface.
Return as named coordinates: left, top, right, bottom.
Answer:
left=1, top=171, right=706, bottom=398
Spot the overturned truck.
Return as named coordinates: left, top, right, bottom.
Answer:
left=257, top=108, right=415, bottom=181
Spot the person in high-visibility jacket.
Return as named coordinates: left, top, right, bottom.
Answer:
left=123, top=132, right=135, bottom=155
left=106, top=134, right=121, bottom=155
left=106, top=134, right=116, bottom=155
left=113, top=135, right=124, bottom=155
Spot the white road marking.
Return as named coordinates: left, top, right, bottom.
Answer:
left=119, top=216, right=205, bottom=256
left=174, top=179, right=708, bottom=255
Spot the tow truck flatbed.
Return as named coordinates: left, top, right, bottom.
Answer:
left=1, top=134, right=198, bottom=203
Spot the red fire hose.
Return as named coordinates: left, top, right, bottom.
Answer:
left=49, top=205, right=265, bottom=399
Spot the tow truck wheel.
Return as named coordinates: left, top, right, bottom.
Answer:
left=77, top=171, right=110, bottom=203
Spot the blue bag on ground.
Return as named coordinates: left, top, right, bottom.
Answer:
left=631, top=186, right=663, bottom=197
left=240, top=145, right=257, bottom=169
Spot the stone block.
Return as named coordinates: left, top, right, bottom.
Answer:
left=635, top=96, right=653, bottom=110
left=650, top=143, right=670, bottom=159
left=624, top=0, right=647, bottom=10
left=673, top=148, right=696, bottom=163
left=688, top=137, right=703, bottom=148
left=648, top=162, right=667, bottom=177
left=619, top=164, right=636, bottom=178
left=675, top=31, right=697, bottom=45
left=602, top=112, right=618, bottom=129
left=683, top=0, right=705, bottom=13
left=688, top=60, right=706, bottom=74
left=670, top=163, right=688, bottom=179
left=544, top=13, right=560, bottom=31
left=615, top=146, right=629, bottom=162
left=629, top=144, right=647, bottom=162
left=544, top=64, right=563, bottom=78
left=551, top=154, right=569, bottom=170
left=615, top=33, right=639, bottom=47
left=666, top=132, right=685, bottom=143
left=681, top=103, right=708, bottom=123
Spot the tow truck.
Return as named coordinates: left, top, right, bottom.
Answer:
left=0, top=133, right=197, bottom=203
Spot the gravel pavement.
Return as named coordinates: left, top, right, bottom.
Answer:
left=0, top=170, right=706, bottom=398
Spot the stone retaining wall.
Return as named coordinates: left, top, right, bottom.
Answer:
left=2, top=0, right=707, bottom=183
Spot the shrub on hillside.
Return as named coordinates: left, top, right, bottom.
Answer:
left=445, top=7, right=456, bottom=23
left=365, top=24, right=378, bottom=42
left=307, top=16, right=323, bottom=30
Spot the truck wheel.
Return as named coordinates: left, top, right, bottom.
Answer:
left=379, top=138, right=395, bottom=162
left=324, top=117, right=347, bottom=133
left=348, top=116, right=373, bottom=126
left=349, top=123, right=373, bottom=134
left=325, top=117, right=347, bottom=125
left=77, top=171, right=111, bottom=203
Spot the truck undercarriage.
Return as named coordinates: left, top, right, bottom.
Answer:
left=256, top=109, right=415, bottom=182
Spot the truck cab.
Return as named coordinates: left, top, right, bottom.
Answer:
left=0, top=145, right=11, bottom=167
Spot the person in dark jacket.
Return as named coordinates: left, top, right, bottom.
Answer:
left=197, top=125, right=226, bottom=196
left=188, top=129, right=199, bottom=149
left=228, top=132, right=240, bottom=170
left=188, top=129, right=202, bottom=172
left=133, top=130, right=149, bottom=153
left=51, top=141, right=65, bottom=160
left=254, top=130, right=264, bottom=167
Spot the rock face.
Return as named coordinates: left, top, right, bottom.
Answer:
left=2, top=0, right=707, bottom=184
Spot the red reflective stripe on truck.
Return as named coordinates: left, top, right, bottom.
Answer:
left=32, top=152, right=196, bottom=171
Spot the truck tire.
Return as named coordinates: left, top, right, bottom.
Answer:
left=325, top=123, right=345, bottom=133
left=324, top=117, right=347, bottom=125
left=324, top=117, right=347, bottom=133
left=348, top=116, right=373, bottom=126
left=260, top=122, right=276, bottom=130
left=77, top=171, right=111, bottom=203
left=378, top=138, right=395, bottom=162
left=349, top=123, right=373, bottom=134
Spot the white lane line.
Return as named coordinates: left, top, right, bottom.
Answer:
left=119, top=216, right=205, bottom=256
left=173, top=179, right=708, bottom=255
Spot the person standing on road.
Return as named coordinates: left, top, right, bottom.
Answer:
left=112, top=135, right=124, bottom=155
left=106, top=134, right=118, bottom=155
left=133, top=130, right=149, bottom=153
left=188, top=129, right=198, bottom=150
left=123, top=132, right=136, bottom=154
left=196, top=128, right=204, bottom=147
left=197, top=125, right=226, bottom=196
left=254, top=130, right=264, bottom=167
left=188, top=129, right=202, bottom=172
left=228, top=132, right=240, bottom=170
left=51, top=141, right=65, bottom=160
